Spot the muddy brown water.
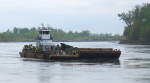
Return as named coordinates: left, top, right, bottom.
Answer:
left=0, top=41, right=150, bottom=83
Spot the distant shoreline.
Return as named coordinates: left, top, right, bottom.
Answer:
left=0, top=40, right=119, bottom=43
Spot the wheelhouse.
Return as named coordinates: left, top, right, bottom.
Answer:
left=36, top=26, right=55, bottom=51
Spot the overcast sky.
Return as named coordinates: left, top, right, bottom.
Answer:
left=0, top=0, right=150, bottom=34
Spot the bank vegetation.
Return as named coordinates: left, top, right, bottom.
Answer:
left=0, top=27, right=121, bottom=42
left=119, top=3, right=150, bottom=44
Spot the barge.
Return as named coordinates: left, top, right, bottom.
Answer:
left=19, top=26, right=121, bottom=61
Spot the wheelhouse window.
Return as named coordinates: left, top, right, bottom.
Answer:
left=43, top=31, right=49, bottom=34
left=39, top=31, right=50, bottom=34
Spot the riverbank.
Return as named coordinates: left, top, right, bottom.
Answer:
left=0, top=27, right=122, bottom=43
left=0, top=39, right=120, bottom=43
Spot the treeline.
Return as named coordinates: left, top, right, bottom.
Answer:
left=0, top=27, right=121, bottom=42
left=119, top=3, right=150, bottom=44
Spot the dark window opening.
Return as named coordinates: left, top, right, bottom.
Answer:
left=39, top=31, right=50, bottom=34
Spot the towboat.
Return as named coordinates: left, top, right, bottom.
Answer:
left=19, top=26, right=121, bottom=61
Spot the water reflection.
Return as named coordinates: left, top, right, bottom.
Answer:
left=38, top=63, right=52, bottom=83
left=36, top=60, right=121, bottom=83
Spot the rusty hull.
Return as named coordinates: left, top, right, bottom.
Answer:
left=19, top=44, right=121, bottom=61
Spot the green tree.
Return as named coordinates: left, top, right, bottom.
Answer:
left=119, top=3, right=150, bottom=43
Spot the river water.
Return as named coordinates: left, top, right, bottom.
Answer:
left=0, top=41, right=150, bottom=83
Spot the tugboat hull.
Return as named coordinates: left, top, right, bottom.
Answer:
left=19, top=44, right=121, bottom=61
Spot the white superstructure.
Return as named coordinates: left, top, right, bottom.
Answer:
left=36, top=26, right=55, bottom=51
